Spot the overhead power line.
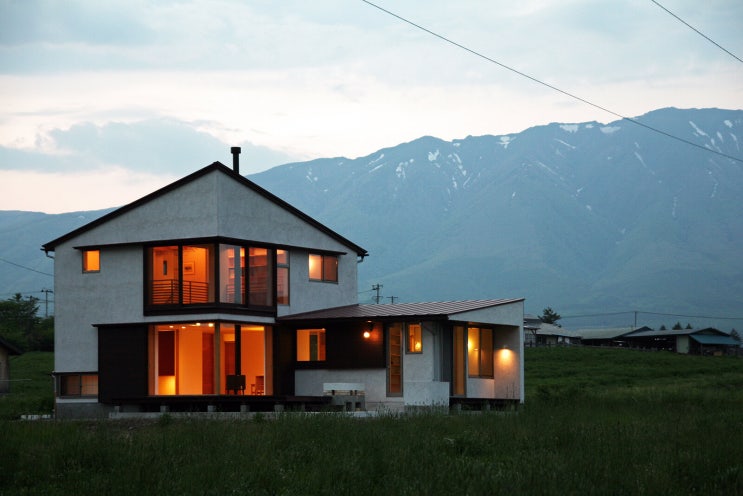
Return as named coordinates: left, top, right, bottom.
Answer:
left=360, top=0, right=743, bottom=164
left=0, top=257, right=53, bottom=277
left=562, top=310, right=743, bottom=321
left=650, top=0, right=743, bottom=64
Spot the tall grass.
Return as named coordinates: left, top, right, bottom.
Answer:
left=2, top=348, right=743, bottom=495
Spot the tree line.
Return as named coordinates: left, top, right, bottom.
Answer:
left=0, top=293, right=53, bottom=352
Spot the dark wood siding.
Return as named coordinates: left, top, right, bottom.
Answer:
left=98, top=325, right=148, bottom=403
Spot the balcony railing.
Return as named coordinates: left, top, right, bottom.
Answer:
left=150, top=279, right=210, bottom=305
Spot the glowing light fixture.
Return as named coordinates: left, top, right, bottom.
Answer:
left=363, top=331, right=371, bottom=339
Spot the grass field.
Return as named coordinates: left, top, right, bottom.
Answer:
left=2, top=347, right=742, bottom=495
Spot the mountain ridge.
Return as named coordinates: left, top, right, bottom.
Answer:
left=2, top=107, right=742, bottom=329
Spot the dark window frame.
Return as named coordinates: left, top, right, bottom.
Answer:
left=309, top=253, right=338, bottom=283
left=143, top=240, right=278, bottom=315
left=58, top=373, right=99, bottom=397
left=467, top=327, right=494, bottom=378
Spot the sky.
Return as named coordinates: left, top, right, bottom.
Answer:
left=1, top=0, right=741, bottom=213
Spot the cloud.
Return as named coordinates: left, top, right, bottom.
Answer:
left=1, top=118, right=298, bottom=174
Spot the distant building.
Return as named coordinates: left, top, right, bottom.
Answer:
left=623, top=327, right=739, bottom=355
left=523, top=315, right=581, bottom=346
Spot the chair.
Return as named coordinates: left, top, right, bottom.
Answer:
left=251, top=375, right=264, bottom=395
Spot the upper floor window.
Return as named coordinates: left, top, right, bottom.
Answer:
left=308, top=253, right=338, bottom=283
left=82, top=249, right=100, bottom=272
left=277, top=249, right=290, bottom=305
left=146, top=242, right=273, bottom=309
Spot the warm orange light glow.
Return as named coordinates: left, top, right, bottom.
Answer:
left=414, top=341, right=422, bottom=352
left=82, top=249, right=100, bottom=272
left=497, top=348, right=513, bottom=365
left=159, top=375, right=176, bottom=395
left=363, top=331, right=371, bottom=339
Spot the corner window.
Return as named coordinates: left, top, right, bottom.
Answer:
left=309, top=254, right=338, bottom=282
left=277, top=249, right=290, bottom=305
left=297, top=328, right=326, bottom=361
left=60, top=374, right=98, bottom=396
left=468, top=327, right=494, bottom=378
left=82, top=250, right=100, bottom=272
left=407, top=323, right=422, bottom=353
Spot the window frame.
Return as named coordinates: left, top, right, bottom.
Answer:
left=308, top=253, right=338, bottom=283
left=406, top=323, right=423, bottom=354
left=143, top=239, right=279, bottom=314
left=58, top=373, right=99, bottom=397
left=467, top=326, right=494, bottom=378
left=82, top=249, right=100, bottom=273
left=277, top=249, right=290, bottom=305
left=296, top=328, right=326, bottom=362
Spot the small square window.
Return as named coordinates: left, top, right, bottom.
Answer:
left=309, top=254, right=338, bottom=283
left=297, top=328, right=326, bottom=361
left=83, top=250, right=100, bottom=272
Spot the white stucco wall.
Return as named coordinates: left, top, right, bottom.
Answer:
left=294, top=369, right=389, bottom=406
left=51, top=166, right=363, bottom=374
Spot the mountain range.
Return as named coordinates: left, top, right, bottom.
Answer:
left=2, top=107, right=742, bottom=329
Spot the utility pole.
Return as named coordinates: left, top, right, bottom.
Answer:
left=41, top=288, right=53, bottom=318
left=387, top=296, right=397, bottom=304
left=372, top=284, right=383, bottom=304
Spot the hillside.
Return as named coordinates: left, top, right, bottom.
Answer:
left=2, top=107, right=742, bottom=327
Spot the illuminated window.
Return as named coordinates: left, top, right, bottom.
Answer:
left=60, top=374, right=98, bottom=396
left=309, top=254, right=338, bottom=282
left=82, top=250, right=100, bottom=272
left=388, top=323, right=402, bottom=395
left=297, top=329, right=326, bottom=361
left=277, top=249, right=290, bottom=305
left=467, top=327, right=494, bottom=378
left=407, top=323, right=422, bottom=353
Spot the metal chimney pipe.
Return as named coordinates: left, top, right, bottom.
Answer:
left=230, top=147, right=241, bottom=173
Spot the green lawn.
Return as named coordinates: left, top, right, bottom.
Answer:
left=1, top=348, right=742, bottom=495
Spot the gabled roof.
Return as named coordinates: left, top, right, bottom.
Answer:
left=577, top=327, right=637, bottom=340
left=690, top=334, right=739, bottom=346
left=627, top=327, right=726, bottom=338
left=280, top=299, right=524, bottom=321
left=42, top=161, right=368, bottom=257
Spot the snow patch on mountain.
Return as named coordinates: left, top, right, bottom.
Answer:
left=601, top=126, right=620, bottom=134
left=428, top=150, right=440, bottom=162
left=560, top=124, right=579, bottom=133
left=689, top=121, right=708, bottom=137
left=499, top=136, right=513, bottom=149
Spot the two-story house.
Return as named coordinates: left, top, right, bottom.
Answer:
left=43, top=149, right=524, bottom=418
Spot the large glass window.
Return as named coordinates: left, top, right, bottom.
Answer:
left=249, top=247, right=273, bottom=306
left=219, top=244, right=244, bottom=304
left=150, top=323, right=216, bottom=395
left=277, top=249, right=289, bottom=305
left=467, top=327, right=494, bottom=378
left=220, top=324, right=269, bottom=395
left=309, top=254, right=338, bottom=282
left=296, top=329, right=326, bottom=361
left=147, top=242, right=275, bottom=309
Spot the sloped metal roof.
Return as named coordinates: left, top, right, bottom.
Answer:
left=689, top=334, right=739, bottom=346
left=279, top=298, right=523, bottom=321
